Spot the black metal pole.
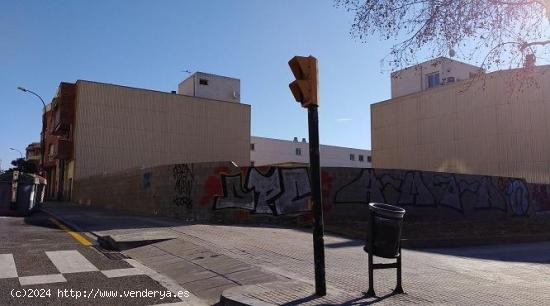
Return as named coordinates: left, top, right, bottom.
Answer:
left=307, top=105, right=326, bottom=296
left=395, top=245, right=404, bottom=294
left=40, top=111, right=45, bottom=175
left=367, top=209, right=375, bottom=297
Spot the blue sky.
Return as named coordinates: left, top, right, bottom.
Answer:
left=0, top=0, right=401, bottom=170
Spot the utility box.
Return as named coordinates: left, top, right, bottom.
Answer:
left=0, top=171, right=47, bottom=216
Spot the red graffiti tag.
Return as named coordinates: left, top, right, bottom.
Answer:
left=199, top=166, right=228, bottom=207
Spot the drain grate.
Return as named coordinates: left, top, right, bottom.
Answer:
left=92, top=245, right=130, bottom=260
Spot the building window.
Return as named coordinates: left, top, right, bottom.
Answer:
left=296, top=148, right=302, bottom=156
left=199, top=78, right=209, bottom=86
left=49, top=144, right=55, bottom=156
left=367, top=155, right=372, bottom=163
left=359, top=155, right=364, bottom=162
left=250, top=143, right=255, bottom=151
left=426, top=72, right=440, bottom=88
left=350, top=154, right=355, bottom=161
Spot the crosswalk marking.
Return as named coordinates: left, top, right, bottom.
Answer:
left=19, top=274, right=66, bottom=286
left=102, top=267, right=143, bottom=278
left=0, top=254, right=17, bottom=279
left=1, top=250, right=146, bottom=285
left=46, top=250, right=99, bottom=273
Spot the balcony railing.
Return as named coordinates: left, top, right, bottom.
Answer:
left=51, top=97, right=73, bottom=136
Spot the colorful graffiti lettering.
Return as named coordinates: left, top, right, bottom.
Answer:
left=213, top=167, right=311, bottom=216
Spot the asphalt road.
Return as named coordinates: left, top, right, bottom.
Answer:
left=0, top=210, right=183, bottom=305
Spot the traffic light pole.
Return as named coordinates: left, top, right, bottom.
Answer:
left=308, top=105, right=326, bottom=296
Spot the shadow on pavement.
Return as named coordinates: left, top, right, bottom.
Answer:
left=325, top=240, right=364, bottom=248
left=23, top=210, right=63, bottom=230
left=36, top=201, right=310, bottom=233
left=35, top=201, right=550, bottom=264
left=415, top=241, right=550, bottom=264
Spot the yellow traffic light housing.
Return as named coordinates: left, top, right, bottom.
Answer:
left=288, top=56, right=319, bottom=108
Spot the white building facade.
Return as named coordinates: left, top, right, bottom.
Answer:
left=391, top=57, right=483, bottom=98
left=250, top=136, right=371, bottom=168
left=178, top=72, right=241, bottom=102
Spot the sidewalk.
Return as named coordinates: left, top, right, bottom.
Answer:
left=44, top=202, right=550, bottom=305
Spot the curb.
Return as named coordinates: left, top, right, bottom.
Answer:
left=42, top=207, right=175, bottom=251
left=220, top=284, right=283, bottom=306
left=41, top=207, right=99, bottom=243
left=97, top=235, right=175, bottom=251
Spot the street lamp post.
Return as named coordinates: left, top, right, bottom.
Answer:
left=17, top=87, right=47, bottom=176
left=9, top=148, right=23, bottom=159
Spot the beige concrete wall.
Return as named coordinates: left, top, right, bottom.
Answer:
left=73, top=81, right=250, bottom=179
left=372, top=66, right=550, bottom=184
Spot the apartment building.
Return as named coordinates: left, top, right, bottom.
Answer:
left=25, top=142, right=41, bottom=167
left=391, top=57, right=483, bottom=98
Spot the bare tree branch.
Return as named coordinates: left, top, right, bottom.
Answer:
left=335, top=0, right=550, bottom=71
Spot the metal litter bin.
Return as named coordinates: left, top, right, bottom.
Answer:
left=364, top=203, right=406, bottom=258
left=364, top=202, right=406, bottom=296
left=0, top=171, right=47, bottom=216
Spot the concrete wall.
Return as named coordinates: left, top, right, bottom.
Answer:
left=72, top=162, right=550, bottom=224
left=73, top=81, right=250, bottom=179
left=250, top=136, right=371, bottom=168
left=373, top=66, right=550, bottom=184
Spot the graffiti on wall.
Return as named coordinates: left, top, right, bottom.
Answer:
left=173, top=164, right=194, bottom=208
left=143, top=172, right=152, bottom=189
left=213, top=167, right=312, bottom=215
left=506, top=180, right=529, bottom=216
left=334, top=169, right=530, bottom=216
left=464, top=176, right=507, bottom=212
left=531, top=184, right=550, bottom=212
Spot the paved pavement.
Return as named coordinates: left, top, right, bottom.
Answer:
left=45, top=202, right=550, bottom=305
left=0, top=210, right=202, bottom=305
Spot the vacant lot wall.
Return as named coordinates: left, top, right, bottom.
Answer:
left=73, top=81, right=250, bottom=180
left=72, top=162, right=550, bottom=224
left=373, top=67, right=550, bottom=185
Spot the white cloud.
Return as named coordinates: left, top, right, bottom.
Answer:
left=336, top=118, right=352, bottom=122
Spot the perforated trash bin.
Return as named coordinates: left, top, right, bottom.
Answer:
left=364, top=203, right=406, bottom=258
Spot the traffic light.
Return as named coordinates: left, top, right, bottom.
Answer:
left=288, top=55, right=318, bottom=108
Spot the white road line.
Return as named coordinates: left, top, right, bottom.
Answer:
left=19, top=274, right=66, bottom=286
left=0, top=254, right=17, bottom=279
left=101, top=267, right=143, bottom=278
left=46, top=250, right=98, bottom=273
